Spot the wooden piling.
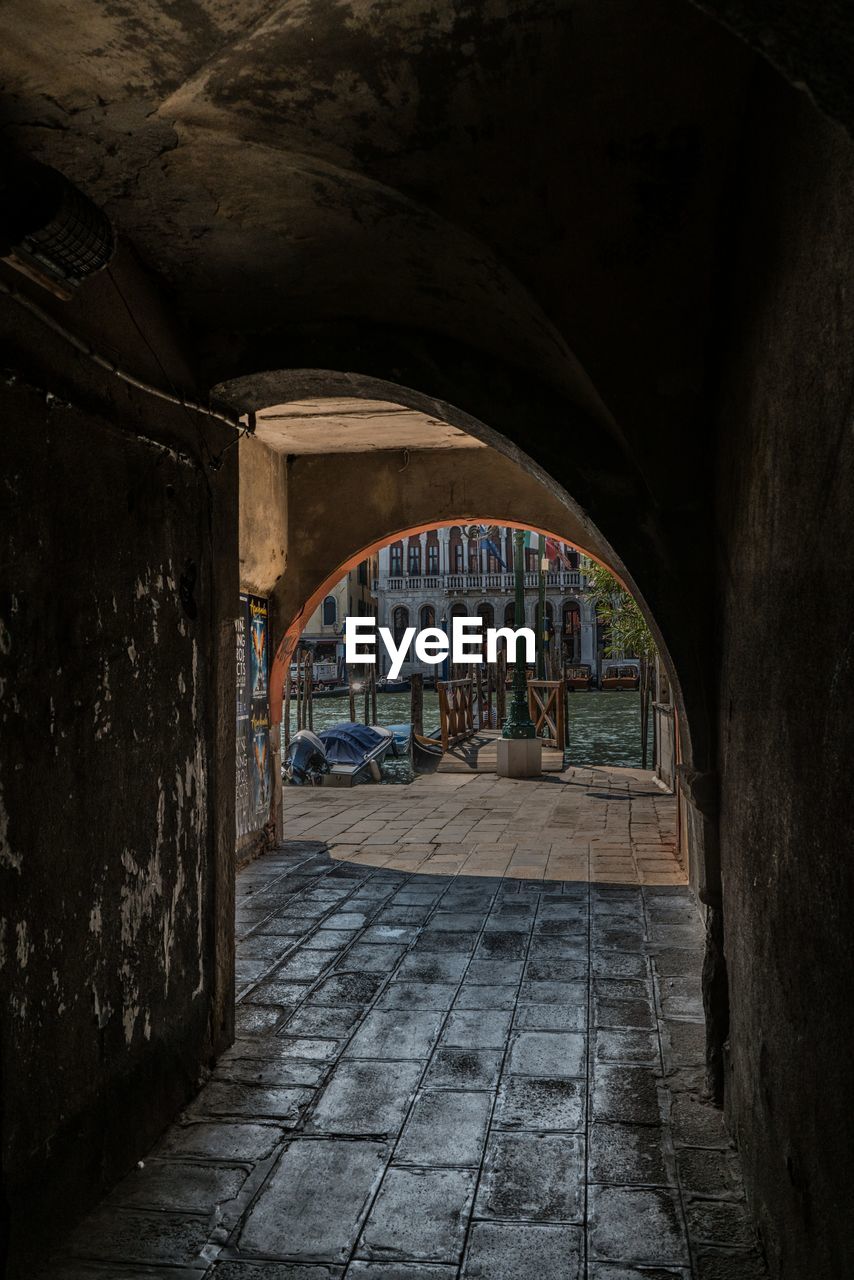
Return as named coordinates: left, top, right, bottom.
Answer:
left=410, top=672, right=424, bottom=736
left=348, top=667, right=356, bottom=722
left=305, top=651, right=314, bottom=731
left=497, top=650, right=507, bottom=723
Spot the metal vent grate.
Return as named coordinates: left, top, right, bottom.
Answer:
left=22, top=178, right=114, bottom=283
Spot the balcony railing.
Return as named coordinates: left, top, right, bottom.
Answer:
left=375, top=570, right=586, bottom=593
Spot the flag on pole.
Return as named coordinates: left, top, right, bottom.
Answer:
left=484, top=537, right=507, bottom=568
left=546, top=537, right=572, bottom=569
left=474, top=525, right=507, bottom=568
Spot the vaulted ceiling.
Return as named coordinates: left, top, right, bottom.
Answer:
left=2, top=0, right=755, bottom=433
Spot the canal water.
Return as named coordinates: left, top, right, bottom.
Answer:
left=287, top=689, right=652, bottom=769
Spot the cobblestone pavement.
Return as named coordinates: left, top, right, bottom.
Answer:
left=40, top=768, right=767, bottom=1279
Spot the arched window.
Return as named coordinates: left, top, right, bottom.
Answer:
left=449, top=527, right=464, bottom=574
left=322, top=595, right=337, bottom=626
left=504, top=600, right=517, bottom=628
left=408, top=539, right=421, bottom=576
left=427, top=538, right=440, bottom=575
left=392, top=605, right=410, bottom=645
left=390, top=540, right=403, bottom=576
left=563, top=601, right=581, bottom=635
left=477, top=601, right=494, bottom=630
left=420, top=604, right=436, bottom=629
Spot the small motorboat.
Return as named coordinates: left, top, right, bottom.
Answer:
left=565, top=663, right=592, bottom=690
left=377, top=677, right=411, bottom=692
left=601, top=662, right=640, bottom=690
left=283, top=730, right=328, bottom=785
left=284, top=721, right=399, bottom=786
left=387, top=723, right=412, bottom=754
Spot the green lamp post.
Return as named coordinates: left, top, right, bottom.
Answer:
left=502, top=528, right=536, bottom=739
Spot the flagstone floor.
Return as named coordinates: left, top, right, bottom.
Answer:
left=40, top=768, right=767, bottom=1279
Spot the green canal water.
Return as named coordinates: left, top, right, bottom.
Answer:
left=288, top=688, right=652, bottom=769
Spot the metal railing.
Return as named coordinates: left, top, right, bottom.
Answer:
left=377, top=570, right=586, bottom=593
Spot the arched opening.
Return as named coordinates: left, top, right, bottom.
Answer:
left=563, top=600, right=582, bottom=665
left=477, top=601, right=495, bottom=629
left=449, top=526, right=464, bottom=575
left=426, top=531, right=440, bottom=578
left=392, top=604, right=410, bottom=646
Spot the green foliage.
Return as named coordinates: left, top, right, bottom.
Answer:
left=582, top=558, right=657, bottom=661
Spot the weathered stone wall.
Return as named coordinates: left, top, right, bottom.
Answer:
left=273, top=446, right=613, bottom=647
left=0, top=251, right=238, bottom=1270
left=239, top=435, right=288, bottom=598
left=716, top=71, right=854, bottom=1278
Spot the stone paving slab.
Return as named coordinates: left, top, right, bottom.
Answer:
left=239, top=1139, right=390, bottom=1261
left=40, top=769, right=767, bottom=1280
left=461, top=1220, right=583, bottom=1279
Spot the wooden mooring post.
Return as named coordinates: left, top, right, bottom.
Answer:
left=410, top=672, right=424, bottom=736
left=363, top=665, right=377, bottom=725
left=348, top=666, right=356, bottom=722
left=497, top=651, right=507, bottom=724
left=304, top=650, right=314, bottom=731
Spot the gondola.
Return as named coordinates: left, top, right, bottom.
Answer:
left=413, top=732, right=443, bottom=771
left=387, top=722, right=443, bottom=772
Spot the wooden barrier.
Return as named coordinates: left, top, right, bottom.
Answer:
left=438, top=678, right=475, bottom=750
left=527, top=677, right=566, bottom=749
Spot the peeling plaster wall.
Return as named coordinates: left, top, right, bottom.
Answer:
left=716, top=73, right=854, bottom=1278
left=0, top=254, right=238, bottom=1270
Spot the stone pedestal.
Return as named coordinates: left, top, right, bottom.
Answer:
left=496, top=736, right=543, bottom=778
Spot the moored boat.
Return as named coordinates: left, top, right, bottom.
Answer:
left=565, top=663, right=592, bottom=690
left=284, top=721, right=398, bottom=785
left=601, top=662, right=640, bottom=690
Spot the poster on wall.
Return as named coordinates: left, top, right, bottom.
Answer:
left=236, top=594, right=271, bottom=839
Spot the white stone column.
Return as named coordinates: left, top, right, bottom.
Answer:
left=580, top=600, right=595, bottom=667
